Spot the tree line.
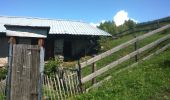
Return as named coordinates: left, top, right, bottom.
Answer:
left=98, top=20, right=136, bottom=35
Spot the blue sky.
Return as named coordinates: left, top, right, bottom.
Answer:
left=0, top=0, right=170, bottom=25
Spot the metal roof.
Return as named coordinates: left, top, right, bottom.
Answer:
left=5, top=24, right=50, bottom=38
left=0, top=16, right=111, bottom=36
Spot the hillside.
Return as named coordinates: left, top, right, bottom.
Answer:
left=74, top=47, right=170, bottom=100
left=73, top=18, right=170, bottom=99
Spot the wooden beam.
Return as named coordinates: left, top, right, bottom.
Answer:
left=81, top=34, right=170, bottom=83
left=80, top=24, right=170, bottom=68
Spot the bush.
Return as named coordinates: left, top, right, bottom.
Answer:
left=44, top=58, right=60, bottom=77
left=0, top=68, right=7, bottom=79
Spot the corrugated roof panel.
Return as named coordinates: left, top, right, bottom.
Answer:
left=0, top=16, right=111, bottom=36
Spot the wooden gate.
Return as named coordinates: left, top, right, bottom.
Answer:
left=7, top=44, right=43, bottom=100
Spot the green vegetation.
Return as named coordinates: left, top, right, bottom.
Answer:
left=98, top=19, right=136, bottom=35
left=74, top=48, right=170, bottom=100
left=81, top=30, right=169, bottom=77
left=75, top=17, right=170, bottom=99
left=98, top=16, right=170, bottom=36
left=44, top=58, right=60, bottom=77
left=0, top=68, right=7, bottom=79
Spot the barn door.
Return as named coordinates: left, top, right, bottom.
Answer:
left=8, top=44, right=43, bottom=100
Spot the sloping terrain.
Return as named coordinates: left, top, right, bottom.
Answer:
left=74, top=47, right=170, bottom=100
left=73, top=18, right=170, bottom=99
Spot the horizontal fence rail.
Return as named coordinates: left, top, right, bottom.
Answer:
left=80, top=24, right=170, bottom=68
left=114, top=43, right=170, bottom=76
left=81, top=34, right=170, bottom=83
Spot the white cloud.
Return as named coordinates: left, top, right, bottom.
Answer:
left=113, top=10, right=138, bottom=26
left=90, top=22, right=100, bottom=27
left=90, top=10, right=138, bottom=27
left=114, top=10, right=129, bottom=26
left=90, top=20, right=106, bottom=27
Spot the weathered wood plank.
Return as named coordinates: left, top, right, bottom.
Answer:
left=30, top=45, right=40, bottom=100
left=81, top=34, right=170, bottom=83
left=67, top=72, right=73, bottom=96
left=56, top=74, right=63, bottom=100
left=10, top=44, right=40, bottom=100
left=92, top=62, right=96, bottom=85
left=80, top=24, right=170, bottom=68
left=38, top=47, right=45, bottom=100
left=53, top=75, right=60, bottom=100
left=60, top=77, right=66, bottom=99
left=6, top=42, right=13, bottom=100
left=114, top=43, right=170, bottom=75
left=63, top=73, right=69, bottom=97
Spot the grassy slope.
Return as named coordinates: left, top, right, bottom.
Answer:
left=81, top=29, right=170, bottom=77
left=74, top=47, right=170, bottom=100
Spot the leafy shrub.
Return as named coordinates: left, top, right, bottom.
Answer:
left=44, top=58, right=60, bottom=77
left=0, top=68, right=7, bottom=79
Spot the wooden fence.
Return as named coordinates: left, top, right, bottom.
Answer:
left=42, top=69, right=80, bottom=100
left=78, top=24, right=170, bottom=90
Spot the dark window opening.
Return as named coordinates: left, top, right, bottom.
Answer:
left=0, top=37, right=8, bottom=57
left=45, top=39, right=54, bottom=60
left=31, top=38, right=38, bottom=45
left=63, top=40, right=72, bottom=61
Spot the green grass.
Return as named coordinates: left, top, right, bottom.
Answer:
left=80, top=29, right=170, bottom=90
left=73, top=48, right=170, bottom=100
left=81, top=30, right=169, bottom=77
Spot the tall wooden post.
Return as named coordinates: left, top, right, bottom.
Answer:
left=92, top=55, right=96, bottom=85
left=134, top=35, right=138, bottom=62
left=38, top=38, right=44, bottom=47
left=92, top=62, right=96, bottom=85
left=9, top=37, right=16, bottom=44
left=6, top=37, right=16, bottom=100
left=38, top=38, right=44, bottom=100
left=77, top=60, right=83, bottom=93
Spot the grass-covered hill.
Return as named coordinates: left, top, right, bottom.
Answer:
left=75, top=47, right=170, bottom=100
left=73, top=17, right=170, bottom=99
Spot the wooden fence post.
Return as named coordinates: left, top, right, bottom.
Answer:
left=77, top=60, right=83, bottom=93
left=38, top=38, right=45, bottom=100
left=92, top=55, right=96, bottom=85
left=6, top=37, right=16, bottom=100
left=134, top=34, right=138, bottom=62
